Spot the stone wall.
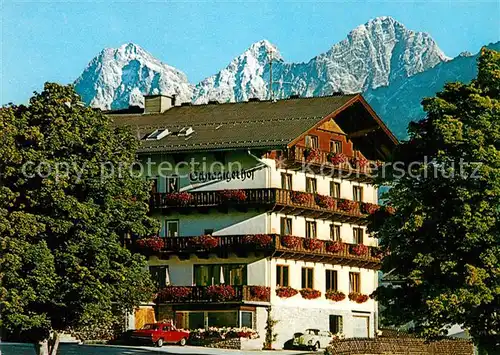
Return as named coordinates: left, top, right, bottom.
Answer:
left=325, top=338, right=473, bottom=355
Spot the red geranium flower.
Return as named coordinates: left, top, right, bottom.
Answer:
left=276, top=286, right=298, bottom=298
left=190, top=235, right=219, bottom=249
left=281, top=235, right=302, bottom=249
left=350, top=244, right=369, bottom=256
left=164, top=192, right=193, bottom=206
left=337, top=199, right=357, bottom=212
left=299, top=288, right=321, bottom=299
left=136, top=236, right=165, bottom=252
left=219, top=189, right=247, bottom=202
left=348, top=292, right=369, bottom=303
left=303, top=238, right=323, bottom=251
left=315, top=194, right=336, bottom=209
left=325, top=290, right=346, bottom=302
left=243, top=234, right=273, bottom=248
left=206, top=285, right=236, bottom=301
left=326, top=241, right=344, bottom=253
left=249, top=286, right=271, bottom=301
left=291, top=191, right=312, bottom=205
left=361, top=202, right=380, bottom=214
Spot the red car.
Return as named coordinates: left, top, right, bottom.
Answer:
left=130, top=322, right=190, bottom=347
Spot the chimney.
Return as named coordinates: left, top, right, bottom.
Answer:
left=144, top=94, right=175, bottom=114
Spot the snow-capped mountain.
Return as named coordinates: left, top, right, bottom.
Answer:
left=193, top=16, right=450, bottom=103
left=74, top=43, right=193, bottom=110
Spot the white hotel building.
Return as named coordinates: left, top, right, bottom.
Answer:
left=109, top=93, right=398, bottom=348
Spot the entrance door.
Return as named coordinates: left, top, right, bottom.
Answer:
left=352, top=316, right=369, bottom=338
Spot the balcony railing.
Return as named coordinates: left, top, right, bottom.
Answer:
left=156, top=285, right=270, bottom=304
left=136, top=234, right=382, bottom=269
left=151, top=188, right=377, bottom=224
left=283, top=146, right=377, bottom=182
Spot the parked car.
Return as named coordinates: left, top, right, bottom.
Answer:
left=292, top=329, right=333, bottom=351
left=130, top=321, right=190, bottom=347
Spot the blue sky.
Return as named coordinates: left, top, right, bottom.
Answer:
left=2, top=0, right=499, bottom=105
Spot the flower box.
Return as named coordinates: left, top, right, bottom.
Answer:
left=303, top=148, right=320, bottom=162
left=136, top=236, right=165, bottom=253
left=157, top=286, right=192, bottom=302
left=303, top=238, right=323, bottom=251
left=337, top=199, right=357, bottom=213
left=275, top=286, right=298, bottom=298
left=218, top=189, right=247, bottom=202
left=290, top=191, right=312, bottom=205
left=190, top=235, right=219, bottom=249
left=315, top=194, right=336, bottom=209
left=164, top=192, right=194, bottom=206
left=249, top=286, right=270, bottom=301
left=350, top=244, right=369, bottom=256
left=326, top=241, right=344, bottom=253
left=280, top=235, right=302, bottom=249
left=243, top=234, right=273, bottom=248
left=361, top=202, right=380, bottom=214
left=206, top=285, right=236, bottom=301
left=327, top=152, right=348, bottom=165
left=348, top=292, right=369, bottom=303
left=325, top=290, right=346, bottom=302
left=299, top=288, right=321, bottom=299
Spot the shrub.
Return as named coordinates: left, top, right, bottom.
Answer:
left=326, top=241, right=344, bottom=253
left=299, top=288, right=321, bottom=299
left=290, top=191, right=312, bottom=205
left=325, top=290, right=346, bottom=302
left=206, top=285, right=236, bottom=301
left=136, top=236, right=164, bottom=253
left=315, top=194, right=336, bottom=209
left=157, top=286, right=192, bottom=302
left=243, top=234, right=273, bottom=248
left=337, top=199, right=357, bottom=212
left=303, top=238, right=323, bottom=251
left=219, top=189, right=247, bottom=202
left=164, top=191, right=193, bottom=206
left=190, top=235, right=219, bottom=249
left=275, top=286, right=298, bottom=298
left=348, top=292, right=369, bottom=303
left=350, top=244, right=369, bottom=256
left=361, top=202, right=380, bottom=214
left=249, top=286, right=271, bottom=301
left=281, top=235, right=302, bottom=249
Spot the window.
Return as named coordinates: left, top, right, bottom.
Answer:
left=166, top=175, right=180, bottom=192
left=208, top=311, right=237, bottom=327
left=353, top=227, right=364, bottom=244
left=306, top=221, right=317, bottom=239
left=194, top=264, right=247, bottom=286
left=353, top=186, right=363, bottom=202
left=149, top=266, right=169, bottom=288
left=240, top=311, right=254, bottom=328
left=204, top=229, right=214, bottom=235
left=329, top=315, right=343, bottom=334
left=280, top=217, right=293, bottom=235
left=330, top=182, right=341, bottom=198
left=326, top=270, right=338, bottom=291
left=306, top=177, right=317, bottom=193
left=305, top=135, right=319, bottom=149
left=281, top=173, right=293, bottom=190
left=330, top=224, right=341, bottom=241
left=301, top=267, right=314, bottom=289
left=276, top=265, right=289, bottom=287
left=165, top=220, right=179, bottom=237
left=145, top=129, right=170, bottom=140
left=349, top=272, right=360, bottom=293
left=330, top=140, right=342, bottom=153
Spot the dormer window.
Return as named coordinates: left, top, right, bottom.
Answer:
left=178, top=127, right=194, bottom=137
left=305, top=135, right=318, bottom=149
left=145, top=128, right=170, bottom=140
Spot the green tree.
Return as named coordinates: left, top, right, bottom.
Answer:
left=0, top=83, right=158, bottom=354
left=371, top=48, right=500, bottom=353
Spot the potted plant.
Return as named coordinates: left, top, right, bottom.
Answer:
left=243, top=234, right=273, bottom=248
left=315, top=194, right=336, bottom=209
left=206, top=285, right=236, bottom=301
left=290, top=191, right=312, bottom=204
left=218, top=189, right=247, bottom=202
left=157, top=286, right=192, bottom=302
left=249, top=286, right=271, bottom=301
left=327, top=152, right=348, bottom=165
left=350, top=244, right=369, bottom=256
left=135, top=236, right=165, bottom=253
left=299, top=288, right=321, bottom=299
left=164, top=191, right=194, bottom=206
left=350, top=156, right=369, bottom=169
left=190, top=234, right=219, bottom=249
left=280, top=235, right=302, bottom=249
left=303, top=238, right=323, bottom=251
left=303, top=147, right=320, bottom=162
left=325, top=290, right=346, bottom=302
left=326, top=241, right=344, bottom=253
left=275, top=286, right=299, bottom=298
left=337, top=198, right=357, bottom=213
left=348, top=292, right=369, bottom=303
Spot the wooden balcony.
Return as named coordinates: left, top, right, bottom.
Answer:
left=139, top=234, right=382, bottom=269
left=156, top=285, right=270, bottom=304
left=151, top=188, right=373, bottom=224
left=282, top=146, right=377, bottom=182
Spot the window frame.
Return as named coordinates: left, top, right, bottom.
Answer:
left=166, top=175, right=180, bottom=193
left=325, top=269, right=338, bottom=291
left=329, top=315, right=343, bottom=334
left=353, top=185, right=363, bottom=202
left=306, top=177, right=317, bottom=194
left=330, top=224, right=341, bottom=241
left=280, top=217, right=293, bottom=235
left=329, top=140, right=343, bottom=153
left=353, top=227, right=364, bottom=244
left=305, top=221, right=317, bottom=239
left=349, top=272, right=361, bottom=293
left=305, top=135, right=319, bottom=149
left=301, top=267, right=314, bottom=289
left=330, top=182, right=341, bottom=198
left=276, top=265, right=289, bottom=287
left=165, top=219, right=179, bottom=237
left=281, top=173, right=293, bottom=190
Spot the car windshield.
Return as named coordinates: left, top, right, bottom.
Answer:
left=141, top=324, right=159, bottom=330
left=305, top=329, right=319, bottom=335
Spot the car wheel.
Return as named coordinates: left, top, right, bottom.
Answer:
left=312, top=342, right=320, bottom=351
left=156, top=338, right=164, bottom=347
left=179, top=338, right=187, bottom=346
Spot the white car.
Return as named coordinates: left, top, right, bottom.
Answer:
left=292, top=329, right=333, bottom=351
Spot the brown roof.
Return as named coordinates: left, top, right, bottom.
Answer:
left=108, top=94, right=397, bottom=154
